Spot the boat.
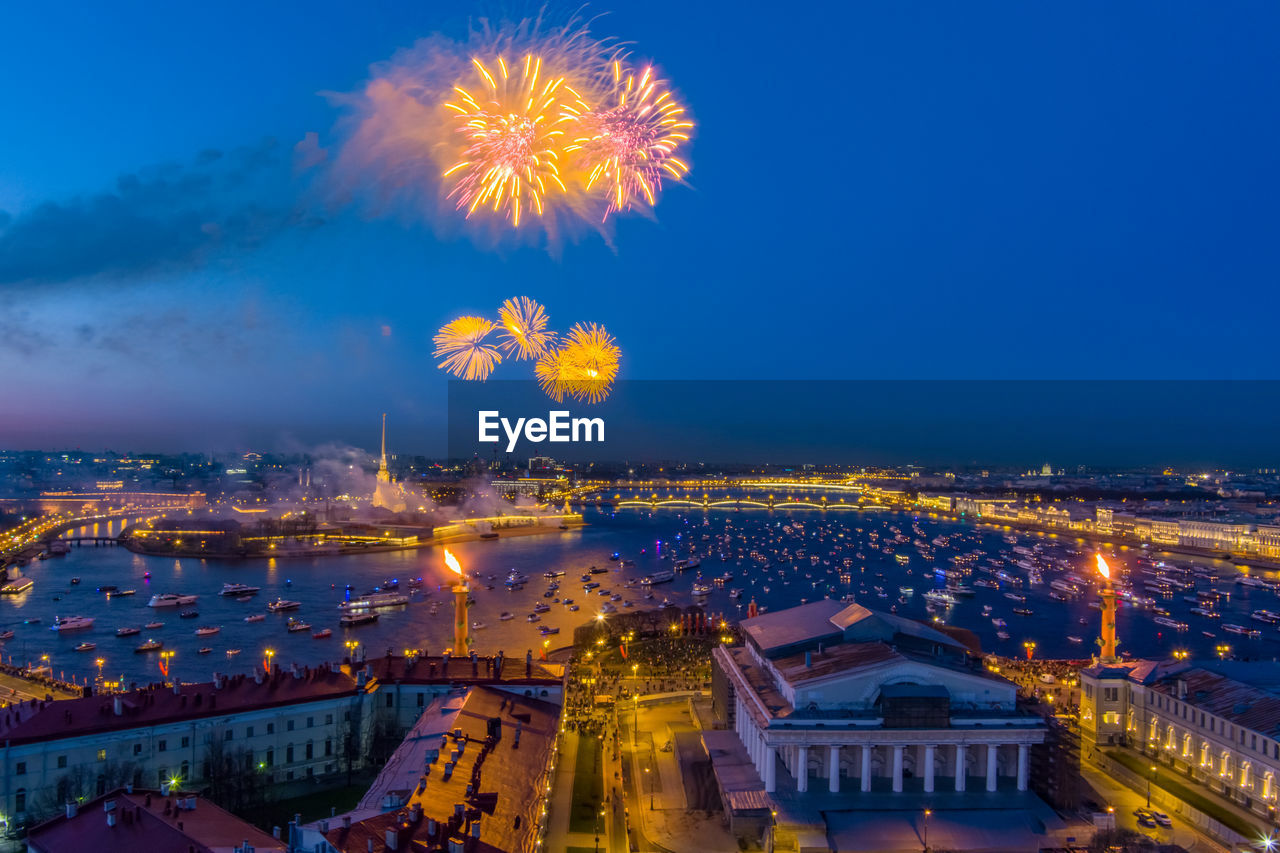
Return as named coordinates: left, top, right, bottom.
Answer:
left=539, top=625, right=560, bottom=635
left=198, top=647, right=213, bottom=654
left=148, top=593, right=197, bottom=608
left=134, top=639, right=163, bottom=653
left=144, top=621, right=164, bottom=629
left=533, top=602, right=551, bottom=614
left=1, top=578, right=35, bottom=595
left=996, top=631, right=1011, bottom=640
left=226, top=648, right=241, bottom=657
left=340, top=592, right=410, bottom=611
left=74, top=642, right=96, bottom=651
left=195, top=626, right=221, bottom=636
left=1153, top=616, right=1188, bottom=631
left=313, top=628, right=332, bottom=639
left=1067, top=636, right=1084, bottom=644
left=1003, top=592, right=1027, bottom=602
left=220, top=583, right=261, bottom=596
left=500, top=611, right=515, bottom=621
left=691, top=584, right=712, bottom=596
left=640, top=571, right=674, bottom=586
left=1223, top=623, right=1262, bottom=638
left=527, top=613, right=541, bottom=622
left=51, top=615, right=95, bottom=632
left=179, top=610, right=199, bottom=619
left=107, top=589, right=135, bottom=599
left=97, top=585, right=118, bottom=593
left=1012, top=608, right=1034, bottom=616
left=69, top=577, right=80, bottom=585
left=923, top=590, right=957, bottom=606
left=286, top=619, right=312, bottom=633
left=339, top=612, right=379, bottom=627
left=244, top=614, right=266, bottom=623
left=991, top=618, right=1008, bottom=628
left=471, top=621, right=487, bottom=630
left=600, top=602, right=617, bottom=614
left=116, top=627, right=141, bottom=637
left=0, top=630, right=13, bottom=640
left=266, top=598, right=301, bottom=612
left=504, top=571, right=530, bottom=587
left=1251, top=610, right=1280, bottom=625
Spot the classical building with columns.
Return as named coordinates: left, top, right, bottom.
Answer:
left=710, top=599, right=1047, bottom=841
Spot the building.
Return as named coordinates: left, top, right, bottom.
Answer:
left=27, top=786, right=285, bottom=853
left=372, top=414, right=408, bottom=513
left=0, top=663, right=374, bottom=828
left=710, top=601, right=1052, bottom=849
left=297, top=685, right=562, bottom=853
left=1079, top=658, right=1280, bottom=821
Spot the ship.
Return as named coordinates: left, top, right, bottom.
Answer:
left=1223, top=623, right=1263, bottom=638
left=220, top=583, right=261, bottom=596
left=74, top=642, right=96, bottom=652
left=116, top=626, right=141, bottom=637
left=51, top=615, right=95, bottom=632
left=148, top=593, right=198, bottom=608
left=266, top=598, right=301, bottom=612
left=640, top=571, right=674, bottom=586
left=194, top=626, right=221, bottom=636
left=338, top=592, right=409, bottom=611
left=134, top=639, right=163, bottom=653
left=1250, top=610, right=1280, bottom=625
left=286, top=618, right=312, bottom=633
left=339, top=611, right=379, bottom=627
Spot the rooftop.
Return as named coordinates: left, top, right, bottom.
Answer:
left=361, top=652, right=565, bottom=686
left=28, top=788, right=285, bottom=853
left=0, top=664, right=360, bottom=746
left=322, top=686, right=560, bottom=853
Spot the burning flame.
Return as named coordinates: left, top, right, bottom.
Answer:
left=1095, top=553, right=1111, bottom=581
left=443, top=548, right=463, bottom=578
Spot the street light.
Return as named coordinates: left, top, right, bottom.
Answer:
left=1147, top=764, right=1157, bottom=808
left=923, top=808, right=932, bottom=852
left=645, top=766, right=653, bottom=810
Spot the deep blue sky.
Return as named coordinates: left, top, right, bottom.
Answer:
left=1, top=1, right=1277, bottom=454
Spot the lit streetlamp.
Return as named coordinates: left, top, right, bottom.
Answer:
left=923, top=808, right=932, bottom=852
left=1147, top=764, right=1157, bottom=808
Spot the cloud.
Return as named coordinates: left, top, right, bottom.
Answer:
left=0, top=138, right=322, bottom=287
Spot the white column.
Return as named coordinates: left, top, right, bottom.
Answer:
left=796, top=745, right=809, bottom=792
left=764, top=744, right=777, bottom=793
left=923, top=745, right=936, bottom=793
left=892, top=745, right=904, bottom=793
left=1017, top=743, right=1029, bottom=792
left=986, top=744, right=999, bottom=793
left=828, top=745, right=841, bottom=793
left=955, top=745, right=967, bottom=792
left=860, top=745, right=872, bottom=793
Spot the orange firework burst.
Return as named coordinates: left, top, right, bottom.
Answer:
left=535, top=322, right=621, bottom=403
left=442, top=55, right=589, bottom=226
left=497, top=296, right=554, bottom=360
left=433, top=316, right=502, bottom=380
left=565, top=61, right=692, bottom=217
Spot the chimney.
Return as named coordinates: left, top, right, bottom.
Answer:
left=366, top=840, right=375, bottom=853
left=385, top=828, right=399, bottom=850
left=1177, top=679, right=1188, bottom=700
left=320, top=819, right=329, bottom=833
left=113, top=696, right=123, bottom=716
left=804, top=651, right=812, bottom=668
left=65, top=801, right=78, bottom=820
left=448, top=838, right=464, bottom=853
left=343, top=815, right=352, bottom=831
left=106, top=812, right=116, bottom=828
left=471, top=817, right=481, bottom=839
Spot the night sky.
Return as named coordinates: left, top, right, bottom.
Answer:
left=2, top=2, right=1277, bottom=455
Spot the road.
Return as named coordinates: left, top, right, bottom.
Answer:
left=1080, top=755, right=1230, bottom=853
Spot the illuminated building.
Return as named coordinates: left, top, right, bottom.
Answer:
left=371, top=414, right=407, bottom=513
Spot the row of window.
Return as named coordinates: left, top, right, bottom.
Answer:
left=1146, top=692, right=1280, bottom=760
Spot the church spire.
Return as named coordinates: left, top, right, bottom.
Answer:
left=380, top=413, right=388, bottom=473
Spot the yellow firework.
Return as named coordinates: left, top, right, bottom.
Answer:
left=496, top=296, right=554, bottom=360
left=535, top=322, right=621, bottom=403
left=442, top=55, right=589, bottom=226
left=564, top=61, right=692, bottom=217
left=432, top=316, right=502, bottom=380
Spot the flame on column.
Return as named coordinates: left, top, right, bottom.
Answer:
left=444, top=548, right=463, bottom=578
left=1095, top=554, right=1111, bottom=581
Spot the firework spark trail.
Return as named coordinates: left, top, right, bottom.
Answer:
left=433, top=316, right=502, bottom=380
left=535, top=322, right=621, bottom=403
left=565, top=61, right=692, bottom=218
left=442, top=54, right=587, bottom=226
left=332, top=15, right=692, bottom=240
left=497, top=296, right=554, bottom=360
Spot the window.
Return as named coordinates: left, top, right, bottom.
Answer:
left=134, top=743, right=142, bottom=756
left=267, top=722, right=275, bottom=734
left=266, top=749, right=274, bottom=768
left=1104, top=687, right=1118, bottom=702
left=181, top=736, right=189, bottom=748
left=305, top=742, right=314, bottom=760
left=326, top=714, right=333, bottom=724
left=97, top=749, right=106, bottom=761
left=158, top=740, right=167, bottom=752
left=287, top=720, right=294, bottom=732
left=57, top=755, right=67, bottom=769
left=286, top=745, right=294, bottom=763
left=224, top=730, right=233, bottom=742
left=417, top=694, right=425, bottom=707
left=325, top=739, right=333, bottom=757
left=15, top=789, right=25, bottom=812
left=307, top=717, right=314, bottom=728
left=15, top=762, right=25, bottom=775
left=386, top=694, right=394, bottom=708
left=246, top=726, right=254, bottom=738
